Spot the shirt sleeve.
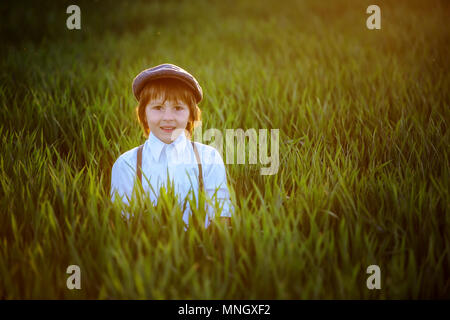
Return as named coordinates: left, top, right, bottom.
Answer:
left=203, top=148, right=234, bottom=226
left=110, top=157, right=135, bottom=219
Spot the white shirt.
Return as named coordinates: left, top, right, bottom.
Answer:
left=110, top=130, right=233, bottom=228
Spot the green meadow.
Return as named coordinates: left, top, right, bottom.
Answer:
left=0, top=0, right=449, bottom=299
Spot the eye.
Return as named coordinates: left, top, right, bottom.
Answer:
left=175, top=106, right=184, bottom=111
left=152, top=105, right=162, bottom=110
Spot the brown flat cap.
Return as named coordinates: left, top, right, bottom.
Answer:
left=132, top=63, right=203, bottom=103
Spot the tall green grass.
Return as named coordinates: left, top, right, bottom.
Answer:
left=0, top=0, right=449, bottom=298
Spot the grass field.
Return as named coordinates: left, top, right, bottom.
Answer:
left=0, top=0, right=449, bottom=299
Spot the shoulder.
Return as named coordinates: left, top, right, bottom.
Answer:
left=112, top=145, right=140, bottom=173
left=191, top=141, right=223, bottom=165
left=193, top=143, right=229, bottom=184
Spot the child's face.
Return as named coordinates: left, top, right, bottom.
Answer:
left=145, top=97, right=190, bottom=144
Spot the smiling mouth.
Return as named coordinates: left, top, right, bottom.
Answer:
left=161, top=126, right=176, bottom=132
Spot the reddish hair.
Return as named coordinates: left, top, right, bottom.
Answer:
left=135, top=78, right=202, bottom=139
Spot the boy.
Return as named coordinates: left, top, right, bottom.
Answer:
left=110, top=63, right=232, bottom=229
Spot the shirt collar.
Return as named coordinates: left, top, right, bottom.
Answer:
left=146, top=130, right=188, bottom=162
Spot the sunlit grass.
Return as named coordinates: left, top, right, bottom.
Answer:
left=0, top=0, right=449, bottom=299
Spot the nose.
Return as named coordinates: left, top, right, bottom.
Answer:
left=161, top=106, right=175, bottom=121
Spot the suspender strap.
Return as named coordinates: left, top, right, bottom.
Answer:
left=191, top=141, right=204, bottom=192
left=136, top=144, right=144, bottom=185
left=191, top=141, right=207, bottom=228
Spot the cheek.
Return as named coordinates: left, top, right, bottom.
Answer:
left=145, top=111, right=159, bottom=129
left=145, top=110, right=159, bottom=126
left=179, top=109, right=190, bottom=123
